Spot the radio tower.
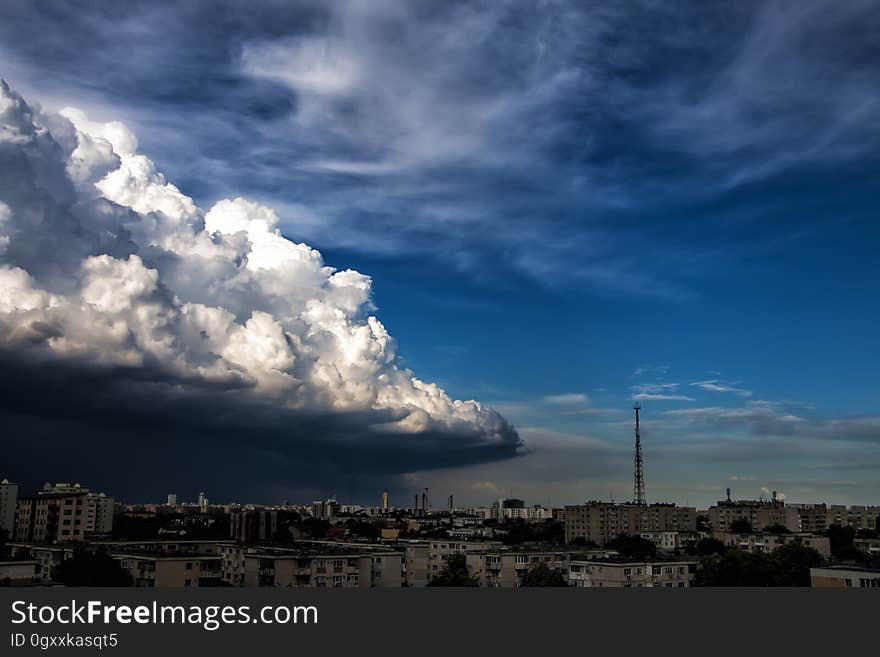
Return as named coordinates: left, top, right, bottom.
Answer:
left=633, top=403, right=646, bottom=505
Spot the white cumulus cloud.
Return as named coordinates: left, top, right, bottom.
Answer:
left=0, top=80, right=517, bottom=452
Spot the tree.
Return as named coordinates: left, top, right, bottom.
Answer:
left=694, top=544, right=824, bottom=587
left=729, top=518, right=753, bottom=533
left=427, top=553, right=479, bottom=587
left=607, top=534, right=657, bottom=560
left=346, top=520, right=379, bottom=540
left=825, top=524, right=862, bottom=560
left=687, top=537, right=727, bottom=556
left=53, top=550, right=132, bottom=587
left=567, top=537, right=598, bottom=548
left=297, top=517, right=330, bottom=539
left=762, top=524, right=791, bottom=534
left=695, top=550, right=774, bottom=587
left=519, top=562, right=567, bottom=587
left=771, top=543, right=824, bottom=586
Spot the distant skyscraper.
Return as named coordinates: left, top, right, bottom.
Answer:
left=198, top=491, right=205, bottom=506
left=0, top=478, right=18, bottom=535
left=381, top=489, right=390, bottom=512
left=167, top=493, right=177, bottom=506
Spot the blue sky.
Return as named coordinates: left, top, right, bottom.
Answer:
left=1, top=0, right=879, bottom=506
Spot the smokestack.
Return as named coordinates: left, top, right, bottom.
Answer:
left=448, top=494, right=454, bottom=511
left=414, top=494, right=419, bottom=514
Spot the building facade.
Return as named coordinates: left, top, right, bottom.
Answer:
left=15, top=491, right=88, bottom=543
left=114, top=553, right=222, bottom=587
left=564, top=503, right=697, bottom=546
left=220, top=543, right=402, bottom=588
left=568, top=559, right=696, bottom=588
left=230, top=510, right=278, bottom=543
left=85, top=493, right=115, bottom=535
left=713, top=531, right=831, bottom=558
left=0, top=479, right=18, bottom=535
left=707, top=500, right=799, bottom=533
left=0, top=560, right=40, bottom=586
left=811, top=566, right=880, bottom=588
left=465, top=549, right=569, bottom=587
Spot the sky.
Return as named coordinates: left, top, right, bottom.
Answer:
left=1, top=0, right=879, bottom=507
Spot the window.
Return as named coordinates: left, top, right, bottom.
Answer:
left=185, top=562, right=193, bottom=570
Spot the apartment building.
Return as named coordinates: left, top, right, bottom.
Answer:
left=465, top=548, right=569, bottom=587
left=13, top=483, right=114, bottom=543
left=15, top=490, right=88, bottom=543
left=113, top=553, right=222, bottom=587
left=0, top=559, right=40, bottom=586
left=0, top=479, right=18, bottom=535
left=564, top=503, right=697, bottom=546
left=568, top=559, right=697, bottom=588
left=220, top=543, right=402, bottom=587
left=9, top=539, right=223, bottom=583
left=707, top=499, right=799, bottom=533
left=789, top=504, right=831, bottom=533
left=790, top=504, right=880, bottom=532
left=8, top=544, right=71, bottom=582
left=230, top=510, right=278, bottom=543
left=713, top=531, right=831, bottom=558
left=427, top=540, right=504, bottom=579
left=811, top=566, right=880, bottom=588
left=639, top=531, right=701, bottom=551
left=403, top=542, right=431, bottom=587
left=491, top=506, right=553, bottom=521
left=827, top=505, right=879, bottom=531
left=84, top=492, right=115, bottom=535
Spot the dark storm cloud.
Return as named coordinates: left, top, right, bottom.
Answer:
left=0, top=78, right=519, bottom=501
left=0, top=350, right=518, bottom=501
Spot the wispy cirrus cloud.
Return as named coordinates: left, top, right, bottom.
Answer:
left=690, top=379, right=752, bottom=396
left=543, top=393, right=589, bottom=405
left=630, top=382, right=694, bottom=402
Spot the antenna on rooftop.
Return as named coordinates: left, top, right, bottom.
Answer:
left=633, top=403, right=646, bottom=505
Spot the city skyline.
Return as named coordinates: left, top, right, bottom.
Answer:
left=1, top=1, right=879, bottom=507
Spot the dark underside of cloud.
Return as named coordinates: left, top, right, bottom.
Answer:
left=0, top=351, right=520, bottom=502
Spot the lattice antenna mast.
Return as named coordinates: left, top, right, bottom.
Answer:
left=633, top=403, right=646, bottom=505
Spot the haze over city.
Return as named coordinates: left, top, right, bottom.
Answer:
left=1, top=0, right=879, bottom=508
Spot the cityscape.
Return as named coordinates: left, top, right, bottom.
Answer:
left=2, top=407, right=879, bottom=588
left=2, top=1, right=879, bottom=600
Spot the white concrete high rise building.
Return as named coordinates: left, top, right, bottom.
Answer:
left=85, top=492, right=115, bottom=534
